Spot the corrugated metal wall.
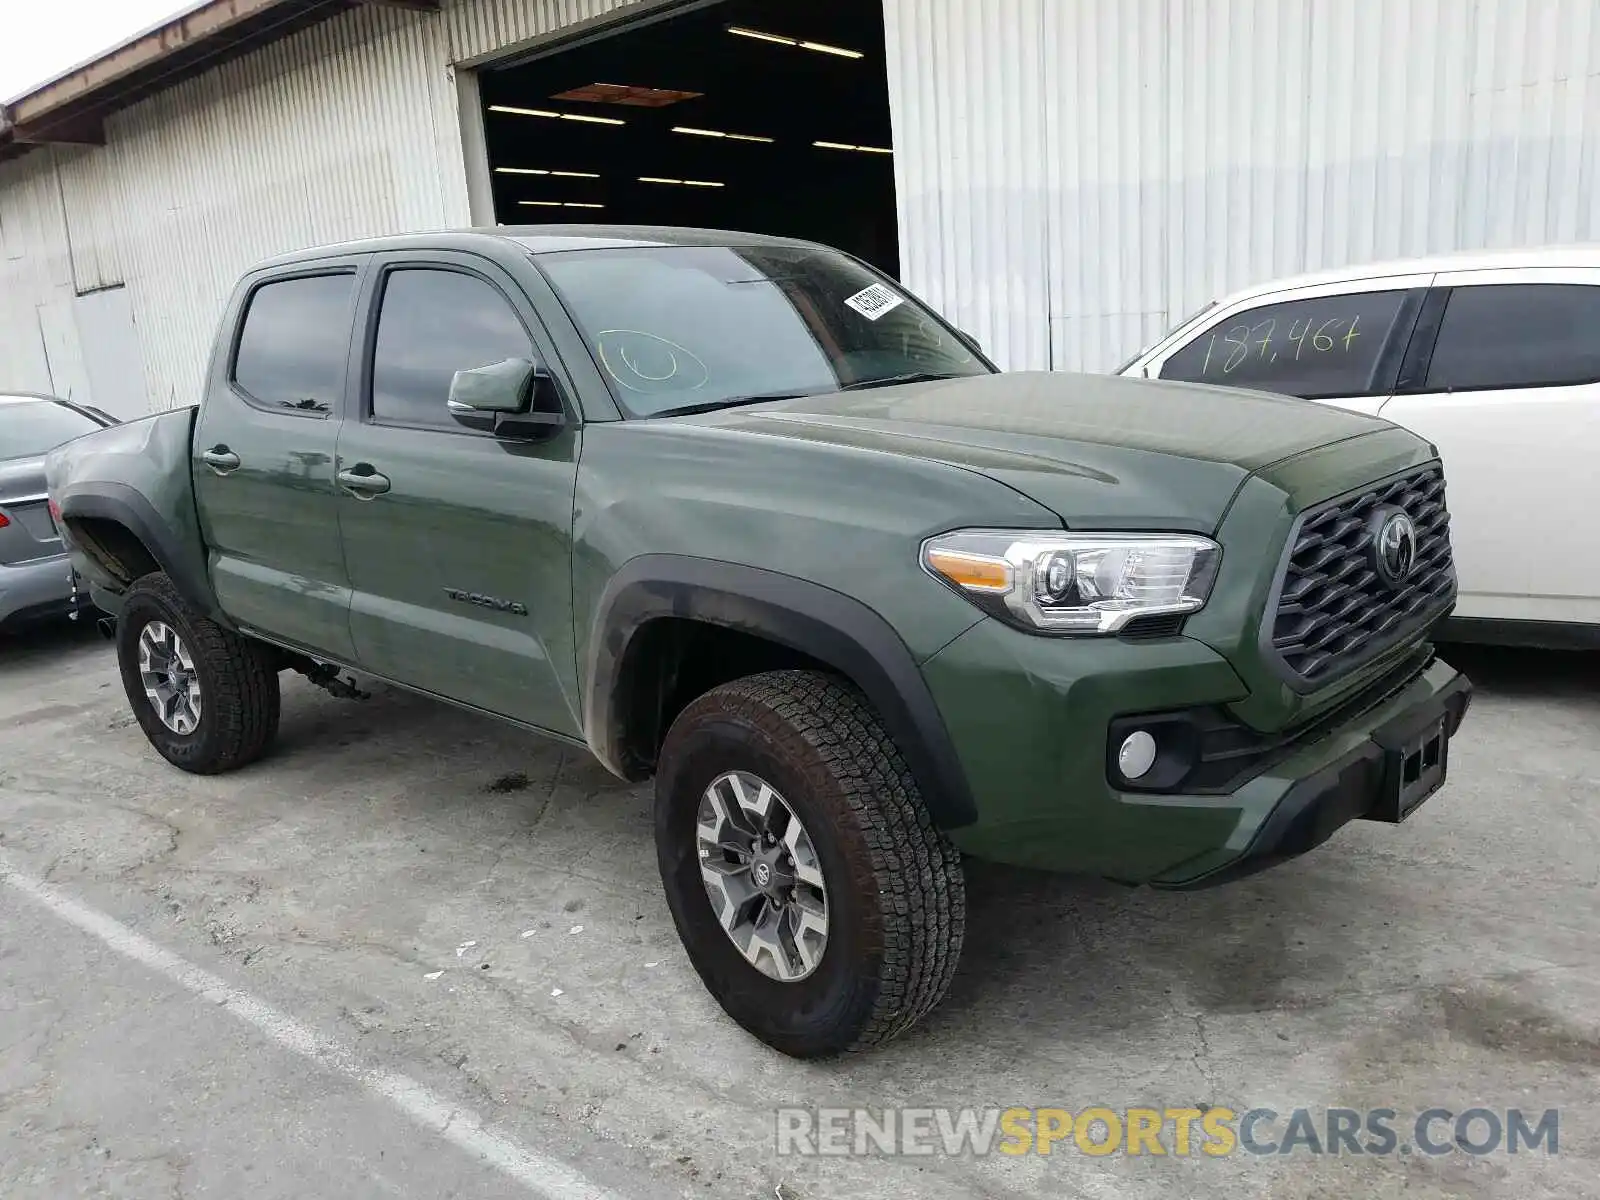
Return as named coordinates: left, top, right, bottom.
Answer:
left=887, top=0, right=1600, bottom=372
left=4, top=0, right=1598, bottom=410
left=0, top=0, right=641, bottom=413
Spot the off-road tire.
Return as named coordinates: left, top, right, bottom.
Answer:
left=116, top=572, right=280, bottom=774
left=655, top=669, right=966, bottom=1057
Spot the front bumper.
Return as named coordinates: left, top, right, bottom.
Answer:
left=1154, top=663, right=1471, bottom=888
left=919, top=618, right=1470, bottom=884
left=0, top=554, right=88, bottom=628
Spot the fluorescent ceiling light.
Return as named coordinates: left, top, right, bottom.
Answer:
left=672, top=126, right=775, bottom=144
left=495, top=167, right=602, bottom=178
left=638, top=176, right=726, bottom=188
left=726, top=26, right=794, bottom=45
left=518, top=200, right=606, bottom=209
left=726, top=25, right=863, bottom=58
left=488, top=105, right=625, bottom=126
left=799, top=41, right=862, bottom=58
left=813, top=140, right=893, bottom=154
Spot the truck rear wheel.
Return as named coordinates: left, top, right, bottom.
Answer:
left=115, top=572, right=280, bottom=774
left=654, top=669, right=965, bottom=1057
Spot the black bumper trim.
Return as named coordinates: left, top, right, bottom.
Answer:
left=1169, top=669, right=1473, bottom=890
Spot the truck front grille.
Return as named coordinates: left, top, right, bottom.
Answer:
left=1268, top=464, right=1455, bottom=688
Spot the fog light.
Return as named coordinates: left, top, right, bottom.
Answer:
left=1117, top=730, right=1158, bottom=780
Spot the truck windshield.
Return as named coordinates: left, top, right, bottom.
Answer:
left=0, top=400, right=102, bottom=460
left=535, top=245, right=993, bottom=417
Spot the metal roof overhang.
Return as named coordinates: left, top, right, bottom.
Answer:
left=0, top=0, right=439, bottom=162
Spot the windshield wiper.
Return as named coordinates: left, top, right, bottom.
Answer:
left=838, top=371, right=965, bottom=392
left=650, top=391, right=812, bottom=419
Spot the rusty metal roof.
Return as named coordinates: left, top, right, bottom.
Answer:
left=0, top=0, right=438, bottom=161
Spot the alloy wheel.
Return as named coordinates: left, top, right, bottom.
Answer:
left=695, top=770, right=830, bottom=982
left=137, top=620, right=203, bottom=735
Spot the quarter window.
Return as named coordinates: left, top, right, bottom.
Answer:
left=1159, top=289, right=1417, bottom=398
left=232, top=274, right=355, bottom=413
left=1423, top=283, right=1600, bottom=392
left=371, top=269, right=535, bottom=428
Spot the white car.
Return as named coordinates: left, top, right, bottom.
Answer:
left=1118, top=245, right=1600, bottom=648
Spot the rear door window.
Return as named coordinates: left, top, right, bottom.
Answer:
left=1158, top=289, right=1420, bottom=398
left=1422, top=283, right=1600, bottom=391
left=232, top=273, right=356, bottom=414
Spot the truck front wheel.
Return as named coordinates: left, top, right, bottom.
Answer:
left=654, top=669, right=966, bottom=1057
left=115, top=572, right=280, bottom=774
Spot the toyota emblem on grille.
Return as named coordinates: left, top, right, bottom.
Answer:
left=1371, top=508, right=1418, bottom=588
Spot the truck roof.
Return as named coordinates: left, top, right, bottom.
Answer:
left=252, top=224, right=830, bottom=271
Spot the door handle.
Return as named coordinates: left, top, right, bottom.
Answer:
left=201, top=446, right=241, bottom=474
left=337, top=466, right=391, bottom=498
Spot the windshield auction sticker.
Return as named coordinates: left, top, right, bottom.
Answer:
left=844, top=283, right=905, bottom=321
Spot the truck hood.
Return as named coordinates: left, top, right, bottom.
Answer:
left=696, top=372, right=1392, bottom=533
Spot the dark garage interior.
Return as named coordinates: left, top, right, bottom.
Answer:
left=478, top=0, right=899, bottom=276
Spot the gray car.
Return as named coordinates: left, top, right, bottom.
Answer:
left=1, top=394, right=117, bottom=630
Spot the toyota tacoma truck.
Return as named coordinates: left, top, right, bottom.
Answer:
left=45, top=226, right=1471, bottom=1058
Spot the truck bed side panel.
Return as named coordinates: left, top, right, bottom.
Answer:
left=43, top=408, right=222, bottom=619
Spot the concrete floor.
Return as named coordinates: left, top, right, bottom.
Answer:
left=1, top=621, right=1596, bottom=1200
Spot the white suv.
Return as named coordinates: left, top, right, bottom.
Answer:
left=1118, top=245, right=1600, bottom=648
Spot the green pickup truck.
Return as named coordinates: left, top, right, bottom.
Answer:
left=46, top=226, right=1471, bottom=1057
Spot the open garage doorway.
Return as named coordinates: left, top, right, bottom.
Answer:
left=478, top=0, right=899, bottom=276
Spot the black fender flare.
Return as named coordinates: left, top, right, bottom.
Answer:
left=584, top=554, right=978, bottom=830
left=57, top=483, right=224, bottom=622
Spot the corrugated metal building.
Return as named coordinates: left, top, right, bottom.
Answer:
left=2, top=0, right=1598, bottom=418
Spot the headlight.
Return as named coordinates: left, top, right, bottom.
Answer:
left=921, top=529, right=1221, bottom=634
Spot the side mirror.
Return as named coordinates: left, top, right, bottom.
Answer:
left=448, top=357, right=566, bottom=441
left=957, top=329, right=985, bottom=356
left=449, top=357, right=537, bottom=414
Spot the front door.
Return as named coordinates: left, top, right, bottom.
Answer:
left=334, top=252, right=582, bottom=735
left=192, top=264, right=363, bottom=659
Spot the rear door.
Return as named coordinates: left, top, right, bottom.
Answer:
left=1380, top=269, right=1600, bottom=626
left=334, top=251, right=582, bottom=735
left=192, top=261, right=363, bottom=659
left=1144, top=275, right=1432, bottom=415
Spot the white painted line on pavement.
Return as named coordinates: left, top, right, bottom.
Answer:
left=0, top=851, right=621, bottom=1200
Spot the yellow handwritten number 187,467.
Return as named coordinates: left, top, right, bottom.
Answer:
left=1199, top=314, right=1361, bottom=377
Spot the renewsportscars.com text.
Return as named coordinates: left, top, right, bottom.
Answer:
left=774, top=1106, right=1559, bottom=1158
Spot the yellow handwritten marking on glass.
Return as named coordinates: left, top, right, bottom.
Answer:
left=1342, top=314, right=1361, bottom=351
left=1288, top=317, right=1311, bottom=359
left=1222, top=325, right=1251, bottom=373
left=595, top=330, right=710, bottom=394
left=1251, top=317, right=1276, bottom=360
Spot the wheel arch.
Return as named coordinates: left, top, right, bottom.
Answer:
left=583, top=555, right=978, bottom=830
left=57, top=484, right=224, bottom=623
